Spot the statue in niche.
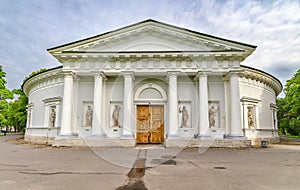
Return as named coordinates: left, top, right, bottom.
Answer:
left=247, top=107, right=254, bottom=129
left=112, top=105, right=121, bottom=127
left=85, top=105, right=93, bottom=127
left=49, top=107, right=56, bottom=128
left=209, top=105, right=217, bottom=128
left=179, top=106, right=189, bottom=128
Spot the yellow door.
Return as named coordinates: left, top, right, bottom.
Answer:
left=136, top=105, right=164, bottom=144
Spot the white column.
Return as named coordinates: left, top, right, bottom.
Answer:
left=167, top=72, right=178, bottom=138
left=198, top=72, right=209, bottom=137
left=55, top=103, right=60, bottom=128
left=224, top=80, right=231, bottom=136
left=60, top=72, right=74, bottom=135
left=92, top=72, right=106, bottom=136
left=122, top=72, right=134, bottom=138
left=44, top=106, right=50, bottom=127
left=26, top=104, right=33, bottom=128
left=229, top=72, right=243, bottom=137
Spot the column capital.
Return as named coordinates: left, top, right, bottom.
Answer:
left=121, top=71, right=135, bottom=79
left=195, top=71, right=210, bottom=78
left=224, top=70, right=243, bottom=80
left=91, top=71, right=107, bottom=80
left=61, top=71, right=80, bottom=81
left=167, top=71, right=179, bottom=78
left=62, top=71, right=75, bottom=77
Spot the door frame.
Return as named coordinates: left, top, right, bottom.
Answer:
left=134, top=102, right=166, bottom=144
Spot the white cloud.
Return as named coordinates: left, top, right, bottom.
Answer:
left=0, top=0, right=299, bottom=95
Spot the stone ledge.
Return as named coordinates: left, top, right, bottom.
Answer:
left=52, top=136, right=136, bottom=147
left=24, top=135, right=55, bottom=145
left=249, top=137, right=279, bottom=146
left=25, top=135, right=282, bottom=148
left=165, top=138, right=252, bottom=148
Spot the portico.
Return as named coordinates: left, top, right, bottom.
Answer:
left=58, top=69, right=246, bottom=142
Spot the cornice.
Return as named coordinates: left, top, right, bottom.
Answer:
left=240, top=66, right=282, bottom=96
left=42, top=97, right=62, bottom=103
left=23, top=67, right=63, bottom=96
left=53, top=51, right=248, bottom=63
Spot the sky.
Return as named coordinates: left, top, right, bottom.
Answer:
left=0, top=0, right=299, bottom=97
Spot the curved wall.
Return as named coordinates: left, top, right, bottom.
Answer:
left=240, top=66, right=282, bottom=144
left=23, top=65, right=282, bottom=146
left=23, top=67, right=64, bottom=143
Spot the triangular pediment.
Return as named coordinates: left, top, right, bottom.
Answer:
left=48, top=19, right=256, bottom=59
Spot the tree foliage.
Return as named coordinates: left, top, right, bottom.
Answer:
left=23, top=68, right=47, bottom=82
left=0, top=66, right=35, bottom=132
left=0, top=66, right=13, bottom=128
left=7, top=89, right=28, bottom=132
left=277, top=68, right=300, bottom=136
left=1, top=68, right=49, bottom=132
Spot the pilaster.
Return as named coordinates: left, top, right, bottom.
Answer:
left=167, top=72, right=179, bottom=138
left=92, top=72, right=106, bottom=136
left=226, top=71, right=244, bottom=138
left=197, top=72, right=210, bottom=137
left=122, top=72, right=135, bottom=138
left=60, top=72, right=75, bottom=135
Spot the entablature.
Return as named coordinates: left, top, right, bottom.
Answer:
left=241, top=66, right=282, bottom=96
left=53, top=51, right=248, bottom=63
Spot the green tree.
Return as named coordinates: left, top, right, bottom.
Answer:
left=7, top=89, right=28, bottom=132
left=277, top=98, right=287, bottom=135
left=277, top=68, right=300, bottom=136
left=0, top=66, right=13, bottom=129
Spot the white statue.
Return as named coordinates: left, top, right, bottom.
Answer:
left=248, top=107, right=254, bottom=128
left=112, top=105, right=121, bottom=127
left=85, top=105, right=93, bottom=127
left=49, top=107, right=56, bottom=128
left=209, top=105, right=217, bottom=128
left=179, top=106, right=189, bottom=128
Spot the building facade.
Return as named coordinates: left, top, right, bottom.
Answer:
left=23, top=20, right=282, bottom=147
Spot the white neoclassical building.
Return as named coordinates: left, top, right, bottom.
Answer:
left=23, top=19, right=282, bottom=147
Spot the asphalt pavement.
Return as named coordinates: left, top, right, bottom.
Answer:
left=1, top=134, right=300, bottom=190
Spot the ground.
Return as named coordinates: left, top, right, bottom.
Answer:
left=0, top=134, right=300, bottom=190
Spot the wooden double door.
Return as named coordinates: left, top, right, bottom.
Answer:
left=136, top=105, right=164, bottom=144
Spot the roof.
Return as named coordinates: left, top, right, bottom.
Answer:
left=47, top=19, right=257, bottom=52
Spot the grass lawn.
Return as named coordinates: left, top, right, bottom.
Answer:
left=286, top=133, right=300, bottom=138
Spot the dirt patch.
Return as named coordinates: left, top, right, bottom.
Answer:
left=115, top=150, right=148, bottom=190
left=6, top=136, right=50, bottom=148
left=5, top=136, right=91, bottom=150
left=115, top=179, right=147, bottom=190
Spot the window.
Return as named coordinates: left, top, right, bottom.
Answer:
left=270, top=103, right=278, bottom=130
left=241, top=97, right=260, bottom=130
left=26, top=103, right=33, bottom=128
left=43, top=97, right=61, bottom=128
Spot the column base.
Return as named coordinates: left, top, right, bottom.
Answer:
left=121, top=134, right=134, bottom=139
left=90, top=133, right=107, bottom=138
left=166, top=134, right=179, bottom=139
left=224, top=135, right=247, bottom=140
left=58, top=133, right=79, bottom=137
left=197, top=134, right=211, bottom=139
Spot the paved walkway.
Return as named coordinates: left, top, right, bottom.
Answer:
left=1, top=134, right=300, bottom=190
